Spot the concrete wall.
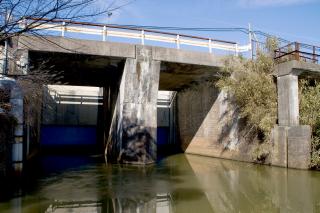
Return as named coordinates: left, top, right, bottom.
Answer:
left=177, top=82, right=260, bottom=163
left=42, top=85, right=102, bottom=126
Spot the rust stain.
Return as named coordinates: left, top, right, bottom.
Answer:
left=136, top=62, right=141, bottom=81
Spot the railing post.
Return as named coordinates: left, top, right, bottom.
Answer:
left=141, top=30, right=145, bottom=45
left=209, top=39, right=212, bottom=53
left=176, top=35, right=180, bottom=49
left=294, top=42, right=300, bottom=61
left=103, top=26, right=107, bottom=41
left=313, top=46, right=316, bottom=63
left=61, top=22, right=66, bottom=37
left=235, top=43, right=239, bottom=56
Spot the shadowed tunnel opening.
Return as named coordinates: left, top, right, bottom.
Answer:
left=27, top=51, right=125, bottom=160
left=27, top=51, right=196, bottom=162
left=158, top=62, right=223, bottom=156
left=24, top=49, right=227, bottom=167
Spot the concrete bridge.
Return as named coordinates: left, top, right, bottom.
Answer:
left=8, top=35, right=227, bottom=166
left=1, top=30, right=320, bottom=171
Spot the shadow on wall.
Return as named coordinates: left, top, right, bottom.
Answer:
left=107, top=117, right=156, bottom=164
left=176, top=81, right=262, bottom=162
left=177, top=81, right=220, bottom=151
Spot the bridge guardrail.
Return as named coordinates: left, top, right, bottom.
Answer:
left=19, top=17, right=251, bottom=55
left=274, top=42, right=320, bottom=64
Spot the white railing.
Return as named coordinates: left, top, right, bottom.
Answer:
left=20, top=17, right=251, bottom=55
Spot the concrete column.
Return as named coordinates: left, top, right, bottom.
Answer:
left=0, top=78, right=24, bottom=174
left=106, top=46, right=160, bottom=164
left=277, top=74, right=299, bottom=126
left=10, top=82, right=24, bottom=174
left=274, top=72, right=311, bottom=169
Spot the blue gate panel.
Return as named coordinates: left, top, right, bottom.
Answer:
left=157, top=127, right=169, bottom=146
left=41, top=125, right=97, bottom=147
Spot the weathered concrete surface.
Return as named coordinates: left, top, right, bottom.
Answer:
left=271, top=126, right=288, bottom=168
left=153, top=46, right=223, bottom=67
left=275, top=60, right=320, bottom=77
left=273, top=60, right=320, bottom=169
left=12, top=34, right=316, bottom=168
left=17, top=35, right=223, bottom=67
left=177, top=82, right=260, bottom=163
left=159, top=62, right=221, bottom=91
left=17, top=36, right=136, bottom=59
left=287, top=125, right=311, bottom=169
left=277, top=74, right=299, bottom=126
left=271, top=125, right=311, bottom=169
left=106, top=46, right=160, bottom=164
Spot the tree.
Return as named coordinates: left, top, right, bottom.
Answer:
left=0, top=0, right=135, bottom=42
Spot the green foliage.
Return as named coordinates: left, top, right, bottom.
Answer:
left=217, top=38, right=320, bottom=167
left=310, top=136, right=320, bottom=168
left=216, top=53, right=277, bottom=139
left=265, top=37, right=280, bottom=54
left=252, top=142, right=272, bottom=163
left=299, top=80, right=320, bottom=168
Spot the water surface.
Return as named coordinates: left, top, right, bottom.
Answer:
left=1, top=154, right=320, bottom=212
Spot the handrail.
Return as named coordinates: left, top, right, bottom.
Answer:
left=20, top=17, right=252, bottom=54
left=274, top=42, right=320, bottom=64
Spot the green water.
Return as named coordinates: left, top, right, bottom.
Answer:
left=1, top=154, right=320, bottom=213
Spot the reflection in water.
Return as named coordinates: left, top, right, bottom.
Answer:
left=0, top=154, right=320, bottom=212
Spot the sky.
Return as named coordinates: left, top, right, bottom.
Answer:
left=95, top=0, right=320, bottom=46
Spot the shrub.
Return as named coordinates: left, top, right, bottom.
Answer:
left=299, top=80, right=320, bottom=169
left=216, top=52, right=277, bottom=141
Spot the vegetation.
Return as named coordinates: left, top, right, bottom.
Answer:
left=216, top=38, right=278, bottom=163
left=300, top=80, right=320, bottom=168
left=0, top=0, right=134, bottom=42
left=217, top=38, right=320, bottom=167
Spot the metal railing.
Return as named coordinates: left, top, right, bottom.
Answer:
left=274, top=42, right=320, bottom=64
left=20, top=17, right=251, bottom=55
left=48, top=90, right=103, bottom=105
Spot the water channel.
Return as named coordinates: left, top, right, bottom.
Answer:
left=1, top=154, right=320, bottom=212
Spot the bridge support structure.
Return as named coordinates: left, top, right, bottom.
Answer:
left=105, top=46, right=160, bottom=164
left=0, top=77, right=24, bottom=174
left=271, top=61, right=320, bottom=169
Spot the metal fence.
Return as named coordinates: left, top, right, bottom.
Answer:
left=274, top=42, right=320, bottom=64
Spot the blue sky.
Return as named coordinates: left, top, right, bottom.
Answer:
left=95, top=0, right=320, bottom=46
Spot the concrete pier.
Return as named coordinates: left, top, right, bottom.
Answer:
left=272, top=60, right=320, bottom=169
left=106, top=47, right=160, bottom=164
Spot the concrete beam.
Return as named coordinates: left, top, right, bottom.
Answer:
left=152, top=46, right=223, bottom=67
left=275, top=60, right=320, bottom=77
left=18, top=36, right=136, bottom=59
left=18, top=35, right=224, bottom=68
